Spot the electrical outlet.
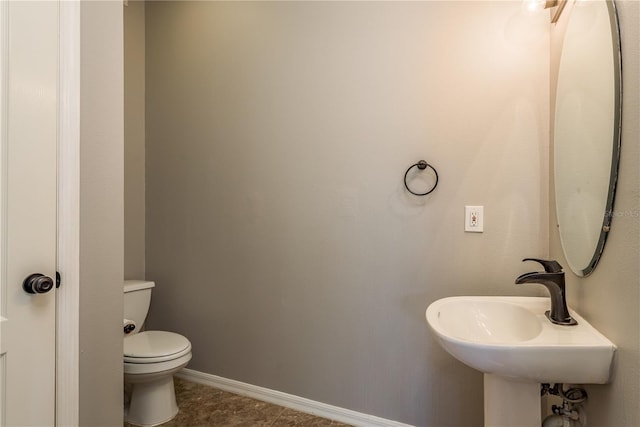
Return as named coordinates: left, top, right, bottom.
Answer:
left=465, top=206, right=484, bottom=232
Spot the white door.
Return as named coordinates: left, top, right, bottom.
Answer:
left=0, top=1, right=58, bottom=426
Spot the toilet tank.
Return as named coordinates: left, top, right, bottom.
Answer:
left=124, top=280, right=155, bottom=333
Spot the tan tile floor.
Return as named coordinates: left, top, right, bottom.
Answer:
left=124, top=377, right=354, bottom=427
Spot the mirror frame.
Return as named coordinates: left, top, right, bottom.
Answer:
left=554, top=0, right=622, bottom=277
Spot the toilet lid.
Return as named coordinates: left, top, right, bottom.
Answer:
left=124, top=331, right=191, bottom=364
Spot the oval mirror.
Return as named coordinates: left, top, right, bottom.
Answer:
left=554, top=0, right=622, bottom=277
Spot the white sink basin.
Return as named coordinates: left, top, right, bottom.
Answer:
left=426, top=296, right=616, bottom=384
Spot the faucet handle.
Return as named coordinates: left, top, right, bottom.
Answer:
left=522, top=258, right=563, bottom=273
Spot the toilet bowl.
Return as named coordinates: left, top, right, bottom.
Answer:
left=124, top=281, right=192, bottom=426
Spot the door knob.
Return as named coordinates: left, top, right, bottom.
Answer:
left=23, top=273, right=55, bottom=294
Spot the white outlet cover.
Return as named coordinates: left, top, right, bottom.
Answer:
left=465, top=206, right=484, bottom=232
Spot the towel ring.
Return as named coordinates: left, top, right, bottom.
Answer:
left=404, top=160, right=439, bottom=196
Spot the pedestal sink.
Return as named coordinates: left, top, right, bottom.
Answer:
left=426, top=296, right=616, bottom=427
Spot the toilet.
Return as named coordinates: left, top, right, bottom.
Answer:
left=124, top=280, right=192, bottom=426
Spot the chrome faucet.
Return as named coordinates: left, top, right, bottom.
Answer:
left=515, top=258, right=577, bottom=326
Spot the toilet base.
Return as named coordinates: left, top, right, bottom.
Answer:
left=125, top=375, right=178, bottom=426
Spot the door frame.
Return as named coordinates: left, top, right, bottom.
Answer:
left=56, top=1, right=80, bottom=425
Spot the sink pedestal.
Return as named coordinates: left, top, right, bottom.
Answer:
left=484, top=374, right=540, bottom=427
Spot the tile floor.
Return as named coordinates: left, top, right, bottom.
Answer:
left=124, top=377, right=354, bottom=427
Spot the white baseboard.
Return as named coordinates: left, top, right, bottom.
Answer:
left=176, top=368, right=415, bottom=427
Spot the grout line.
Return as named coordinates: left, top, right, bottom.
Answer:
left=268, top=406, right=287, bottom=427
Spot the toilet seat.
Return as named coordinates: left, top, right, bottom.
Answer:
left=124, top=331, right=191, bottom=364
left=124, top=352, right=192, bottom=376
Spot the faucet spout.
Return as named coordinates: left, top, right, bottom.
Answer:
left=515, top=260, right=577, bottom=326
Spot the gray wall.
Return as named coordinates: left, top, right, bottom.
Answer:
left=550, top=1, right=640, bottom=426
left=124, top=0, right=146, bottom=279
left=79, top=2, right=124, bottom=425
left=144, top=2, right=549, bottom=426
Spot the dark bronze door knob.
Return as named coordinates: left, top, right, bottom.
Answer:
left=23, top=273, right=54, bottom=294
